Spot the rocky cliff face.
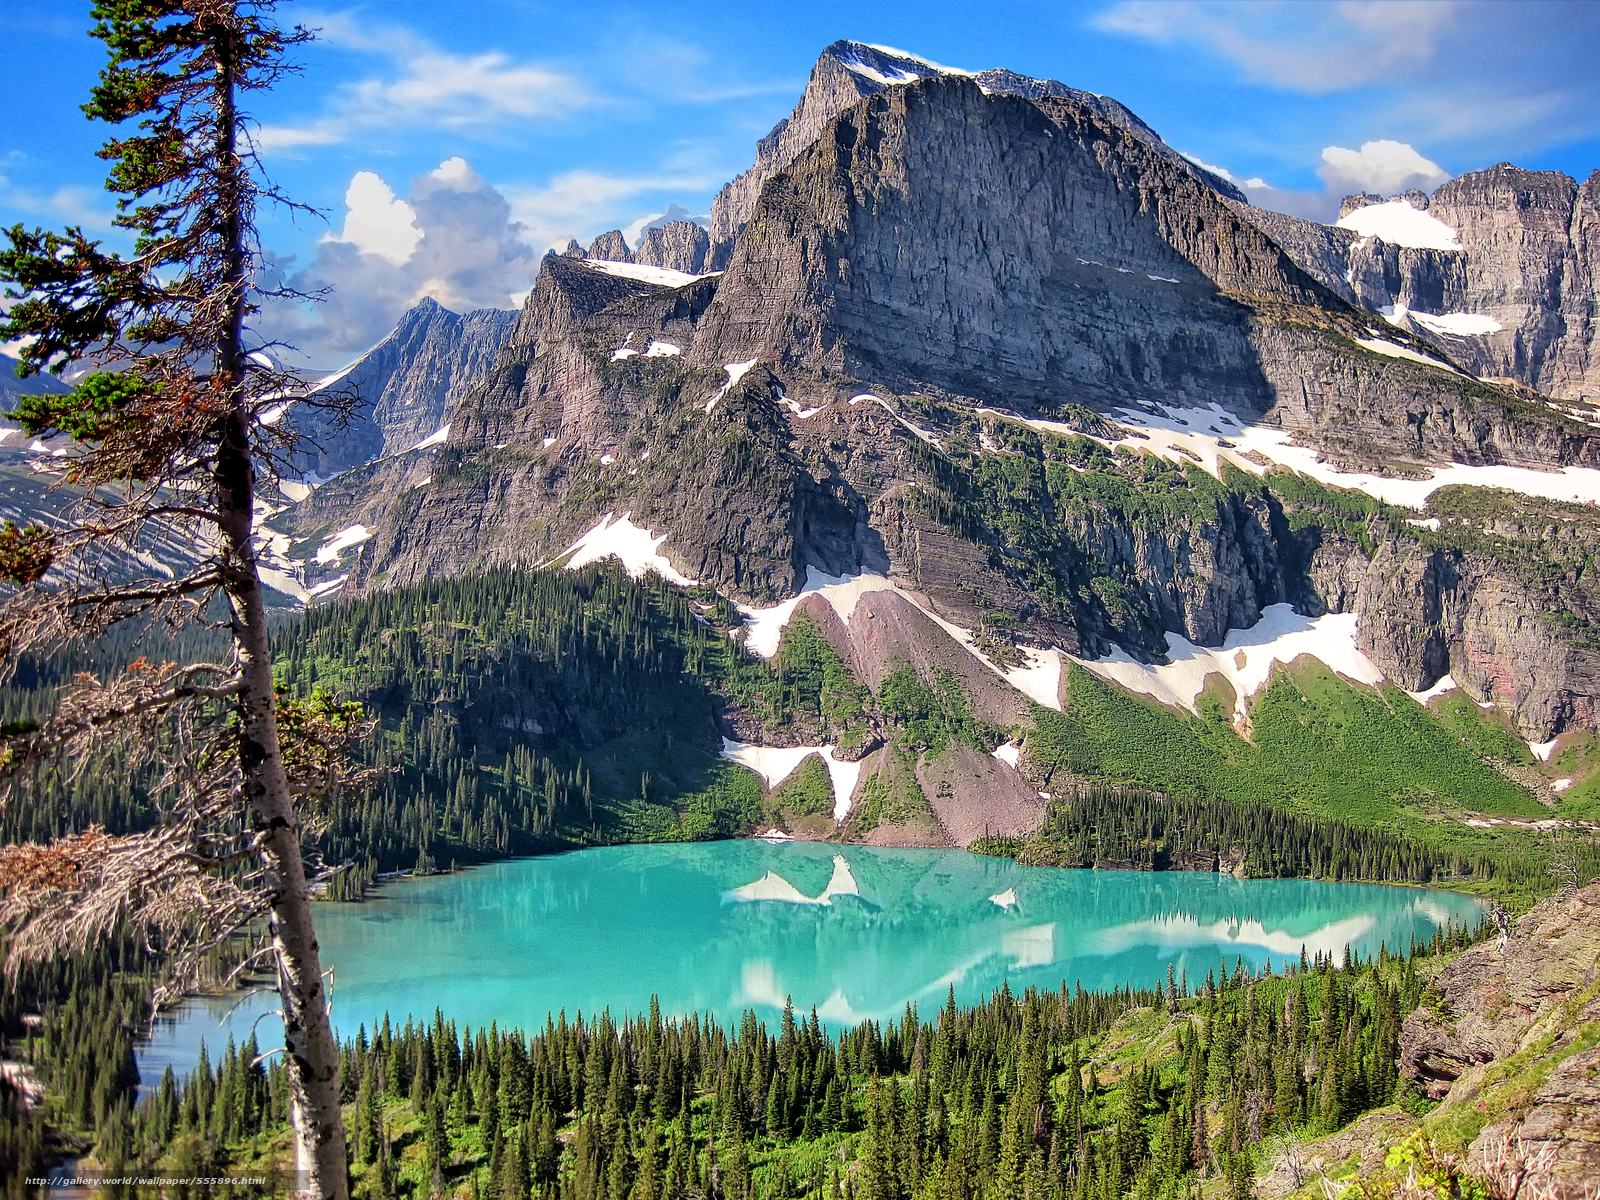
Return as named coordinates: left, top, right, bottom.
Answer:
left=705, top=40, right=1245, bottom=269
left=1398, top=882, right=1600, bottom=1199
left=290, top=298, right=516, bottom=479
left=1429, top=165, right=1600, bottom=402
left=579, top=222, right=712, bottom=275
left=271, top=67, right=1600, bottom=746
left=1232, top=166, right=1600, bottom=407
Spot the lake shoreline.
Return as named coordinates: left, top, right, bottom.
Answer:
left=142, top=842, right=1485, bottom=1084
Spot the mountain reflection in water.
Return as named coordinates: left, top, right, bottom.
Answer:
left=139, top=841, right=1481, bottom=1082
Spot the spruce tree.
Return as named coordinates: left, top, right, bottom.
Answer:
left=0, top=3, right=360, bottom=1194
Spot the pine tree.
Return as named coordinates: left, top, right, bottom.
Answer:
left=0, top=4, right=362, bottom=1194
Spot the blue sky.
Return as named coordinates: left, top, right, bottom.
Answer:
left=4, top=0, right=1600, bottom=368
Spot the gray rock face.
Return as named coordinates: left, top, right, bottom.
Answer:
left=1234, top=166, right=1600, bottom=405
left=1428, top=165, right=1599, bottom=401
left=694, top=77, right=1587, bottom=474
left=634, top=222, right=710, bottom=275
left=697, top=77, right=1323, bottom=411
left=290, top=297, right=516, bottom=479
left=706, top=40, right=1244, bottom=269
left=586, top=229, right=632, bottom=262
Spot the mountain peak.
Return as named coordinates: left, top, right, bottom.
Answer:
left=705, top=40, right=1246, bottom=261
left=820, top=40, right=972, bottom=86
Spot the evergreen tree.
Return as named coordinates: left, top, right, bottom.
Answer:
left=0, top=3, right=358, bottom=1193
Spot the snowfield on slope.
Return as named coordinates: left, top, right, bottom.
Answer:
left=583, top=260, right=708, bottom=288
left=561, top=512, right=698, bottom=587
left=718, top=738, right=865, bottom=820
left=1335, top=199, right=1462, bottom=251
left=735, top=567, right=1064, bottom=710
left=982, top=399, right=1600, bottom=509
left=1074, top=603, right=1385, bottom=723
left=315, top=524, right=373, bottom=566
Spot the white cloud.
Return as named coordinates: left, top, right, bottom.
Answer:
left=503, top=169, right=723, bottom=252
left=1318, top=139, right=1449, bottom=196
left=1093, top=0, right=1600, bottom=161
left=325, top=171, right=421, bottom=265
left=0, top=170, right=117, bottom=233
left=254, top=18, right=595, bottom=153
left=260, top=158, right=542, bottom=367
left=1094, top=0, right=1458, bottom=95
left=1185, top=139, right=1451, bottom=222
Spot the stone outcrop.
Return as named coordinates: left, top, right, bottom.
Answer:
left=1234, top=165, right=1600, bottom=405
left=1398, top=882, right=1600, bottom=1199
left=581, top=222, right=712, bottom=275
left=635, top=222, right=710, bottom=275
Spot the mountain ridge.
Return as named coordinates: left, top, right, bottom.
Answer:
left=251, top=42, right=1600, bottom=847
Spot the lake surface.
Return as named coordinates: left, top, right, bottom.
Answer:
left=139, top=841, right=1481, bottom=1081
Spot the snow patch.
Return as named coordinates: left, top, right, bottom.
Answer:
left=644, top=341, right=680, bottom=357
left=1003, top=646, right=1063, bottom=710
left=1076, top=604, right=1384, bottom=724
left=735, top=568, right=902, bottom=658
left=315, top=524, right=373, bottom=565
left=1553, top=779, right=1574, bottom=793
left=737, top=567, right=1066, bottom=713
left=1335, top=199, right=1462, bottom=251
left=719, top=739, right=864, bottom=820
left=989, top=888, right=1018, bottom=911
left=307, top=575, right=348, bottom=599
left=1148, top=274, right=1180, bottom=283
left=583, top=260, right=705, bottom=288
left=411, top=424, right=450, bottom=450
left=599, top=454, right=615, bottom=465
left=610, top=348, right=638, bottom=361
left=257, top=566, right=310, bottom=603
left=279, top=479, right=313, bottom=503
left=861, top=43, right=973, bottom=75
left=991, top=742, right=1022, bottom=767
left=1405, top=674, right=1458, bottom=705
left=871, top=396, right=942, bottom=447
left=563, top=511, right=698, bottom=586
left=1354, top=337, right=1461, bottom=374
left=1410, top=311, right=1504, bottom=337
left=781, top=396, right=828, bottom=419
left=705, top=359, right=758, bottom=413
left=542, top=437, right=557, bottom=448
left=1529, top=738, right=1559, bottom=762
left=1018, top=397, right=1600, bottom=511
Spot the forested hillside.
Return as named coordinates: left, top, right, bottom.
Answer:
left=1, top=563, right=1584, bottom=905
left=2, top=919, right=1496, bottom=1199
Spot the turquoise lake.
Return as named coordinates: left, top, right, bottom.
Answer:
left=138, top=841, right=1482, bottom=1080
